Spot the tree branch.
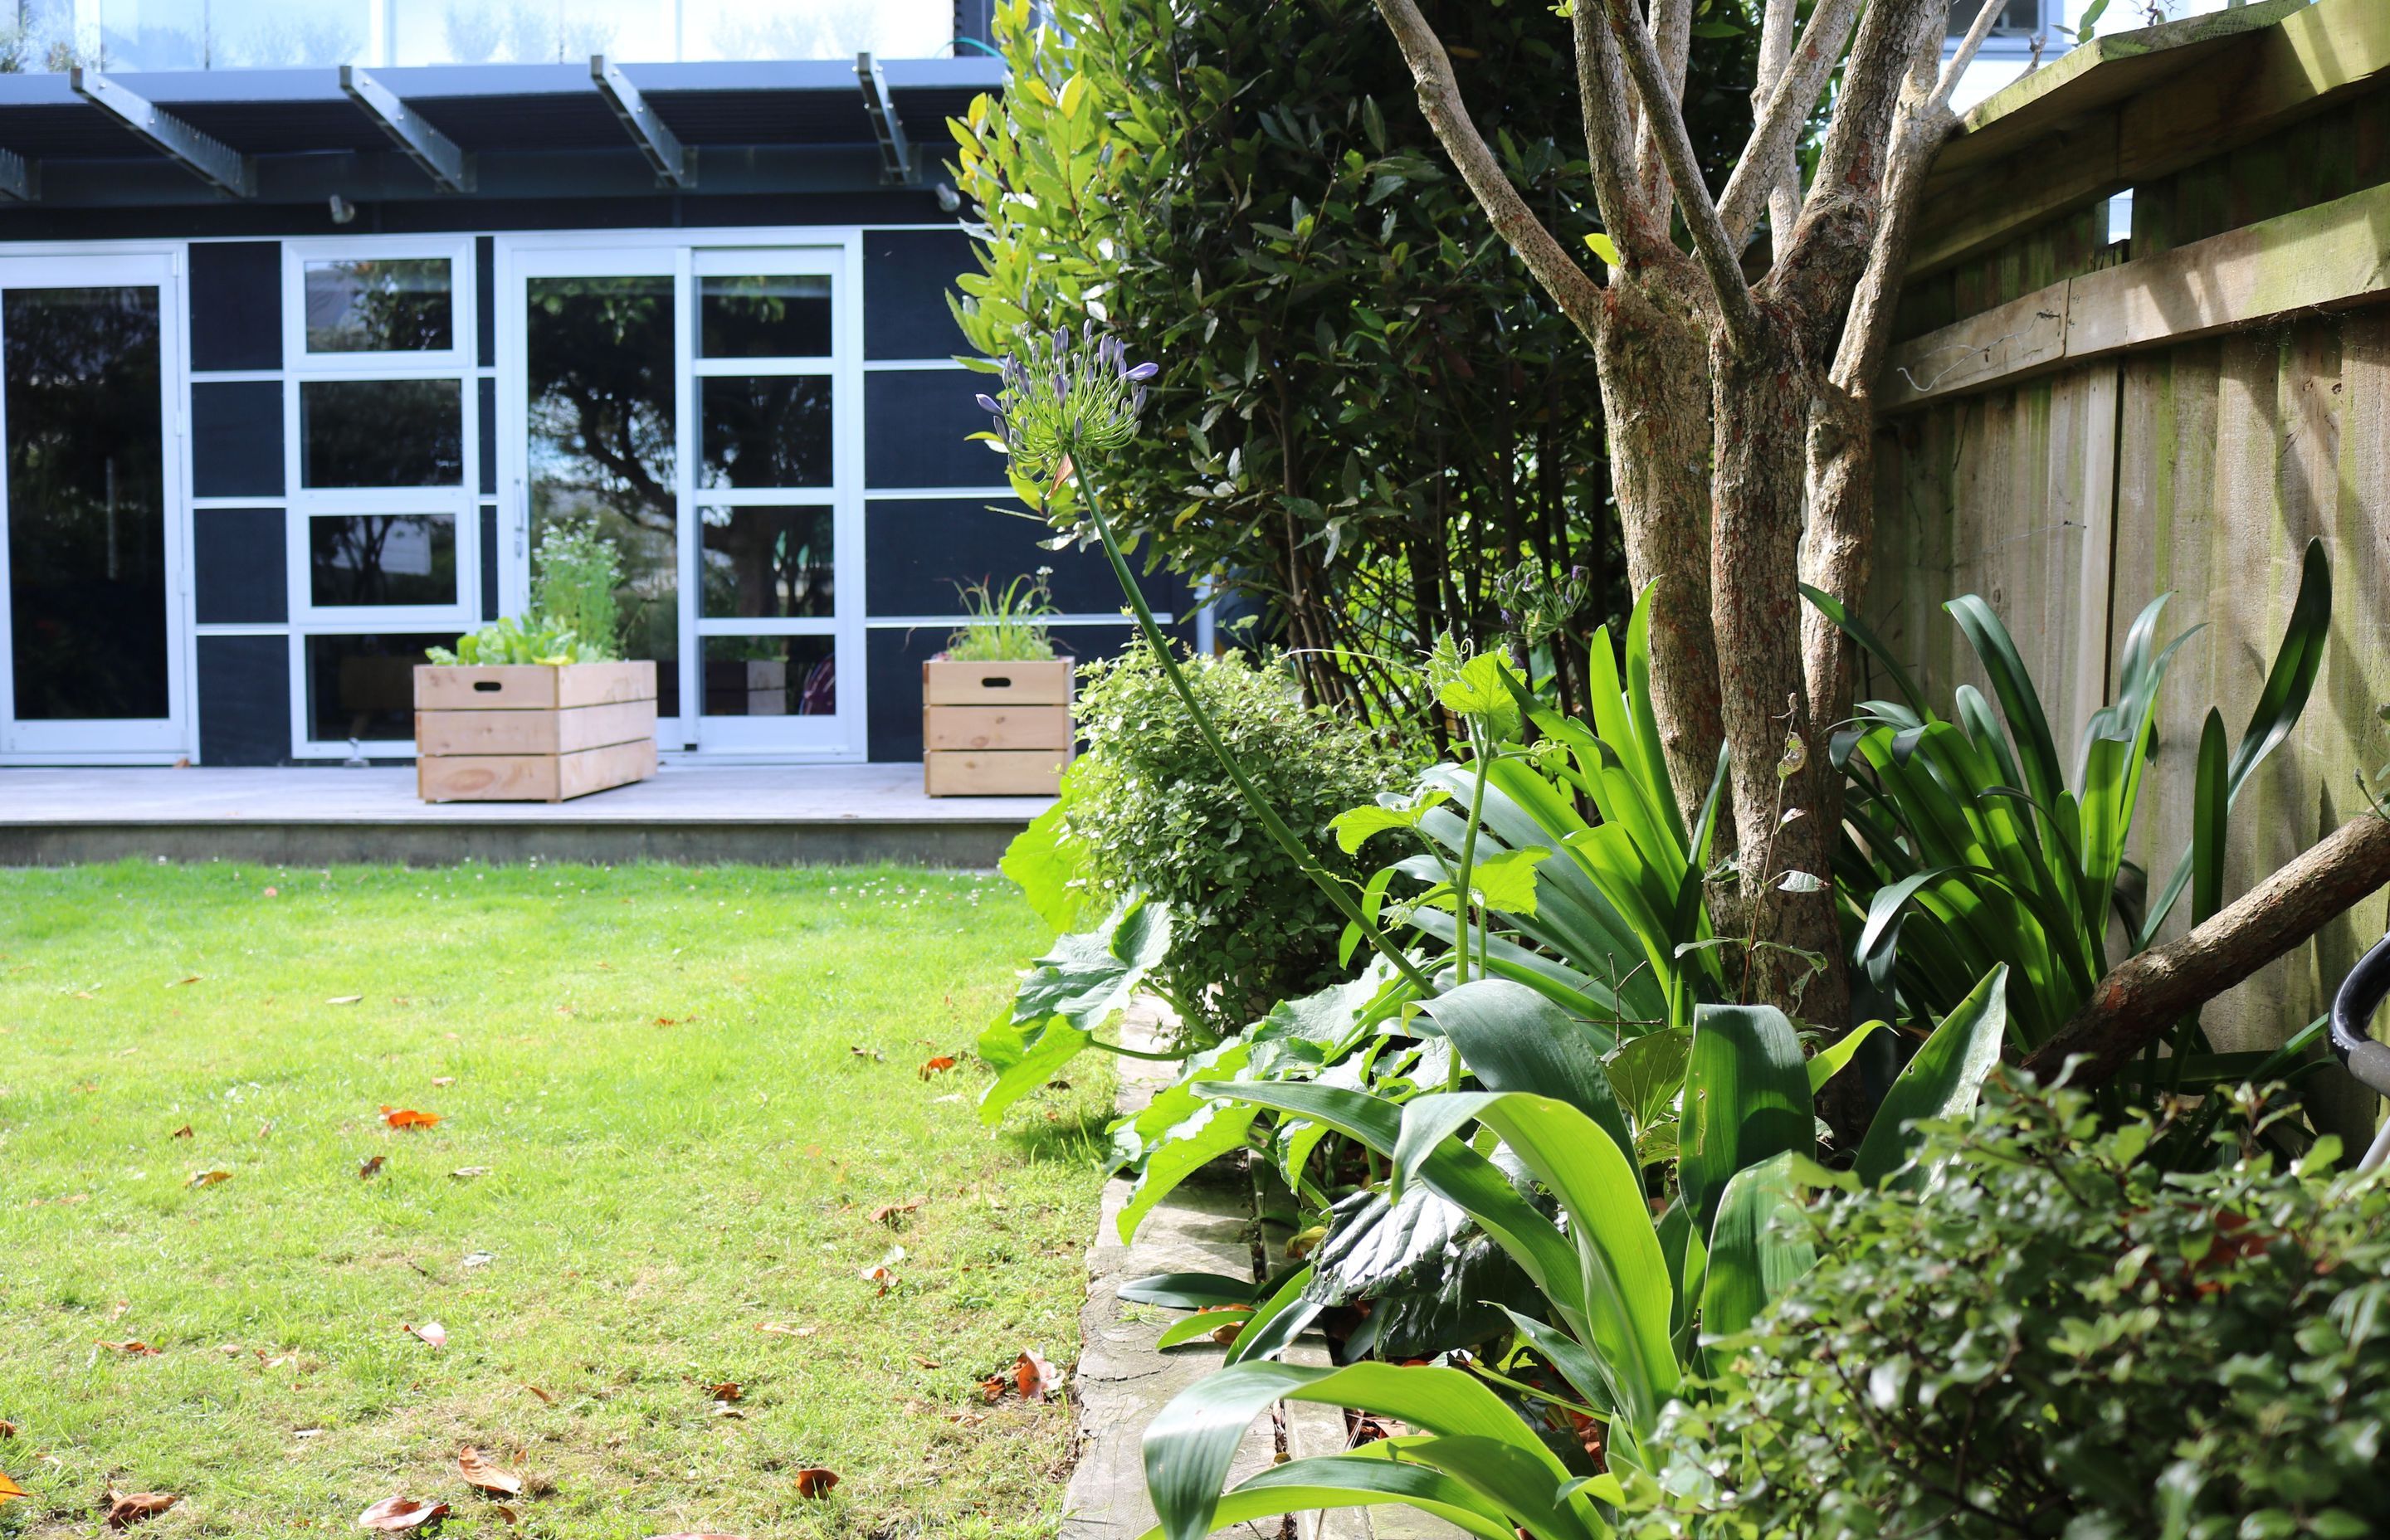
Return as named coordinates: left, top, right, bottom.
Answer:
left=1597, top=0, right=1763, bottom=354
left=1571, top=0, right=1651, bottom=267
left=2021, top=815, right=2390, bottom=1088
left=1372, top=0, right=1607, bottom=339
left=1632, top=0, right=1695, bottom=212
left=1718, top=0, right=1864, bottom=253
left=1749, top=0, right=1802, bottom=264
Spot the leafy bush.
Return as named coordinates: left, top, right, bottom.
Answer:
left=1635, top=1080, right=2390, bottom=1540
left=426, top=615, right=609, bottom=666
left=530, top=516, right=625, bottom=660
left=1064, top=639, right=1407, bottom=1034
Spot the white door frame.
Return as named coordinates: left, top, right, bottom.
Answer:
left=0, top=249, right=193, bottom=764
left=495, top=230, right=866, bottom=761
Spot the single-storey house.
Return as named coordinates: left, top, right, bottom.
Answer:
left=0, top=0, right=1193, bottom=768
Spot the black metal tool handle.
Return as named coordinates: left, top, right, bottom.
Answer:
left=2331, top=933, right=2390, bottom=1097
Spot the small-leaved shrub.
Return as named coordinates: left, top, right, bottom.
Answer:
left=1064, top=639, right=1408, bottom=1034
left=1635, top=1079, right=2390, bottom=1540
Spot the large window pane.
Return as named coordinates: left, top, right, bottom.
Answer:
left=310, top=514, right=458, bottom=607
left=701, top=636, right=834, bottom=717
left=94, top=0, right=372, bottom=68
left=700, top=506, right=832, bottom=619
left=305, top=632, right=455, bottom=743
left=700, top=275, right=831, bottom=358
left=700, top=376, right=831, bottom=489
left=300, top=378, right=463, bottom=488
left=305, top=258, right=453, bottom=353
left=5, top=285, right=168, bottom=721
left=526, top=275, right=678, bottom=715
left=682, top=0, right=947, bottom=61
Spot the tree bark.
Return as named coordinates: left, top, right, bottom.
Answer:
left=2021, top=815, right=2390, bottom=1087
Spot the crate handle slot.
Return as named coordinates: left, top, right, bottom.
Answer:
left=474, top=680, right=503, bottom=693
left=980, top=675, right=1012, bottom=689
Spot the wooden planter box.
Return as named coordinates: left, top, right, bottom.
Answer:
left=923, top=656, right=1073, bottom=797
left=414, top=660, right=659, bottom=803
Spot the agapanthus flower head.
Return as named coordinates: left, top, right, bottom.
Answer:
left=979, top=323, right=1158, bottom=480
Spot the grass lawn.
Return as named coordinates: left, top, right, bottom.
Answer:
left=0, top=860, right=1110, bottom=1540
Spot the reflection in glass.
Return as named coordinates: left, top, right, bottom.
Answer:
left=526, top=275, right=678, bottom=714
left=310, top=514, right=457, bottom=607
left=700, top=507, right=832, bottom=619
left=93, top=0, right=370, bottom=68
left=700, top=275, right=831, bottom=358
left=305, top=258, right=453, bottom=353
left=702, top=635, right=834, bottom=717
left=300, top=378, right=462, bottom=487
left=683, top=0, right=946, bottom=61
left=5, top=285, right=168, bottom=721
left=700, top=376, right=831, bottom=488
left=305, top=631, right=455, bottom=742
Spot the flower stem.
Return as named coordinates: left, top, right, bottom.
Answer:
left=1071, top=456, right=1435, bottom=997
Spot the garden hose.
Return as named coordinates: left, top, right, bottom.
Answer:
left=2329, top=932, right=2390, bottom=1173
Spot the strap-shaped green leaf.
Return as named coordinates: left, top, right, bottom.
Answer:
left=1419, top=978, right=1636, bottom=1167
left=1132, top=1450, right=1514, bottom=1540
left=1700, top=1151, right=1817, bottom=1363
left=1678, top=1002, right=1812, bottom=1235
left=1854, top=964, right=2010, bottom=1190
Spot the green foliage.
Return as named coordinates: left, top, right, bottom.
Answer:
left=1816, top=539, right=2331, bottom=1074
left=949, top=0, right=1756, bottom=727
left=1633, top=1079, right=2390, bottom=1540
left=1064, top=638, right=1409, bottom=1035
left=425, top=614, right=610, bottom=666
left=944, top=569, right=1061, bottom=664
left=529, top=514, right=625, bottom=660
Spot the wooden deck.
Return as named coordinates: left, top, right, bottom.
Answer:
left=0, top=763, right=1051, bottom=868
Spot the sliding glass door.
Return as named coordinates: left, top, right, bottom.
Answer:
left=503, top=241, right=860, bottom=757
left=0, top=253, right=188, bottom=759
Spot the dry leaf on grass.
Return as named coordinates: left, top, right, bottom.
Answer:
left=187, top=1169, right=231, bottom=1187
left=916, top=1056, right=957, bottom=1080
left=521, top=1384, right=555, bottom=1405
left=868, top=1197, right=924, bottom=1226
left=0, top=1418, right=17, bottom=1438
left=461, top=1251, right=495, bottom=1269
left=169, top=1125, right=193, bottom=1139
left=358, top=1496, right=450, bottom=1531
left=793, top=1469, right=839, bottom=1499
left=754, top=1323, right=814, bottom=1338
left=358, top=1156, right=386, bottom=1179
left=0, top=1472, right=25, bottom=1499
left=401, top=1322, right=448, bottom=1349
left=848, top=1045, right=884, bottom=1061
left=103, top=1491, right=178, bottom=1529
left=380, top=1108, right=441, bottom=1130
left=449, top=1167, right=491, bottom=1180
left=328, top=995, right=363, bottom=1006
left=95, top=1340, right=160, bottom=1356
left=860, top=1245, right=905, bottom=1294
left=706, top=1382, right=742, bottom=1403
left=982, top=1349, right=1065, bottom=1402
left=168, top=976, right=202, bottom=987
left=430, top=1077, right=454, bottom=1087
left=456, top=1447, right=523, bottom=1497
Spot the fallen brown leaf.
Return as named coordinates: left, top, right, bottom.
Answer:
left=449, top=1167, right=491, bottom=1180
left=358, top=1496, right=450, bottom=1531
left=95, top=1340, right=160, bottom=1356
left=169, top=1125, right=193, bottom=1140
left=521, top=1384, right=555, bottom=1405
left=754, top=1323, right=815, bottom=1338
left=0, top=1418, right=16, bottom=1438
left=103, top=1490, right=178, bottom=1529
left=794, top=1469, right=839, bottom=1499
left=381, top=1108, right=441, bottom=1130
left=456, top=1447, right=523, bottom=1498
left=869, top=1196, right=924, bottom=1226
left=187, top=1169, right=231, bottom=1187
left=910, top=1356, right=940, bottom=1370
left=0, top=1472, right=23, bottom=1499
left=401, top=1322, right=448, bottom=1349
left=848, top=1045, right=884, bottom=1061
left=917, top=1056, right=958, bottom=1080
left=430, top=1076, right=455, bottom=1088
left=358, top=1156, right=386, bottom=1179
left=1014, top=1349, right=1064, bottom=1400
left=168, top=976, right=202, bottom=987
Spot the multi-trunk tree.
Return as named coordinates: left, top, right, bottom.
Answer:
left=1371, top=0, right=2010, bottom=1036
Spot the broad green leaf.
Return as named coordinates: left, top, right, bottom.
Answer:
left=1121, top=1273, right=1260, bottom=1309
left=1808, top=1020, right=1890, bottom=1092
left=1418, top=980, right=1634, bottom=1167
left=1157, top=1309, right=1251, bottom=1350
left=1142, top=1361, right=1573, bottom=1540
left=1700, top=1152, right=1817, bottom=1358
left=2192, top=709, right=2228, bottom=925
left=1391, top=1092, right=1677, bottom=1436
left=1495, top=1307, right=1614, bottom=1416
left=1120, top=1102, right=1261, bottom=1240
left=999, top=777, right=1089, bottom=933
left=1132, top=1450, right=1514, bottom=1540
left=1854, top=965, right=2010, bottom=1189
left=1397, top=1436, right=1605, bottom=1540
left=1436, top=652, right=1524, bottom=741
left=978, top=1021, right=1090, bottom=1127
left=1329, top=789, right=1452, bottom=854
left=1224, top=1264, right=1320, bottom=1365
left=1606, top=1026, right=1690, bottom=1138
left=1678, top=1003, right=1812, bottom=1235
left=1463, top=846, right=1548, bottom=916
left=1945, top=595, right=2065, bottom=816
left=1009, top=894, right=1173, bottom=1028
left=1583, top=231, right=1619, bottom=266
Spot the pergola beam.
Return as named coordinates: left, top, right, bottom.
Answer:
left=339, top=66, right=473, bottom=193
left=855, top=51, right=914, bottom=184
left=70, top=69, right=251, bottom=197
left=591, top=56, right=693, bottom=188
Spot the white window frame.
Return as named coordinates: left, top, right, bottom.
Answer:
left=0, top=246, right=195, bottom=765
left=495, top=230, right=866, bottom=763
left=281, top=236, right=474, bottom=375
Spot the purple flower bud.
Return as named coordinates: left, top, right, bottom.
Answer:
left=1124, top=361, right=1159, bottom=383
left=975, top=393, right=1002, bottom=414
left=1570, top=565, right=1588, bottom=582
left=1132, top=385, right=1148, bottom=413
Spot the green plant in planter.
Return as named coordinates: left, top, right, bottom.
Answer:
left=531, top=515, right=626, bottom=660
left=944, top=569, right=1061, bottom=662
left=425, top=615, right=609, bottom=666
left=1629, top=1077, right=2390, bottom=1539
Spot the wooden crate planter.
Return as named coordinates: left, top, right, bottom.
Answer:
left=922, top=657, right=1073, bottom=797
left=414, top=660, right=659, bottom=803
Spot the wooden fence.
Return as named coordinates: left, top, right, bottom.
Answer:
left=1869, top=0, right=2390, bottom=1132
